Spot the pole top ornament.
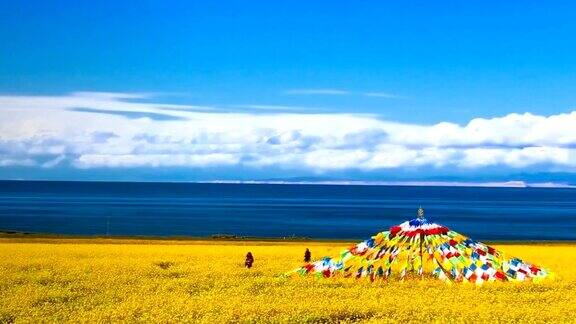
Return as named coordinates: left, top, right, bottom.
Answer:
left=417, top=206, right=425, bottom=219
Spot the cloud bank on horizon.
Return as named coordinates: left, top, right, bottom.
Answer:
left=1, top=91, right=575, bottom=175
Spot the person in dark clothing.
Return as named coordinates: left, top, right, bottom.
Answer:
left=245, top=252, right=254, bottom=268
left=304, top=248, right=311, bottom=263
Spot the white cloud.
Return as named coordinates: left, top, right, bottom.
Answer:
left=363, top=92, right=401, bottom=99
left=41, top=155, right=66, bottom=168
left=0, top=157, right=36, bottom=167
left=283, top=89, right=350, bottom=95
left=74, top=153, right=239, bottom=168
left=284, top=89, right=401, bottom=99
left=1, top=91, right=576, bottom=172
left=230, top=104, right=326, bottom=112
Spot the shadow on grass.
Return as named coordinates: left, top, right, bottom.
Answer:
left=154, top=261, right=174, bottom=270
left=303, top=310, right=376, bottom=323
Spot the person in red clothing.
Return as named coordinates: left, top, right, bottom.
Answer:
left=245, top=252, right=254, bottom=268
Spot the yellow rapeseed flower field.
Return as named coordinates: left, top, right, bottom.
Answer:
left=0, top=238, right=575, bottom=323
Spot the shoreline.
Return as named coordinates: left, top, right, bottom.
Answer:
left=1, top=231, right=574, bottom=245
left=2, top=179, right=576, bottom=189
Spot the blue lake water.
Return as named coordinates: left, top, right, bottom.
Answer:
left=0, top=180, right=575, bottom=241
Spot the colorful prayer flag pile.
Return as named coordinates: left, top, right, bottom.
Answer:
left=288, top=208, right=550, bottom=285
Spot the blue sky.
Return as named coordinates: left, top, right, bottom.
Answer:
left=1, top=1, right=576, bottom=182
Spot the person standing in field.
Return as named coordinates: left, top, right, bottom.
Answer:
left=245, top=252, right=254, bottom=268
left=304, top=248, right=311, bottom=262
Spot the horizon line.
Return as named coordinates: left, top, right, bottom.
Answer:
left=0, top=179, right=574, bottom=189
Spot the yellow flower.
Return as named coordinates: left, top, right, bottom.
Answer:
left=0, top=238, right=574, bottom=323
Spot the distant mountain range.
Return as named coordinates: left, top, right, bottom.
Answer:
left=2, top=172, right=576, bottom=188
left=207, top=172, right=576, bottom=188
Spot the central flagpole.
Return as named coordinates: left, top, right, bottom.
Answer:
left=418, top=206, right=425, bottom=277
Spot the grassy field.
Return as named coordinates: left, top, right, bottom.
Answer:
left=0, top=238, right=575, bottom=323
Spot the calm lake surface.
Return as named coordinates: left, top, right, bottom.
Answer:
left=0, top=180, right=575, bottom=240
